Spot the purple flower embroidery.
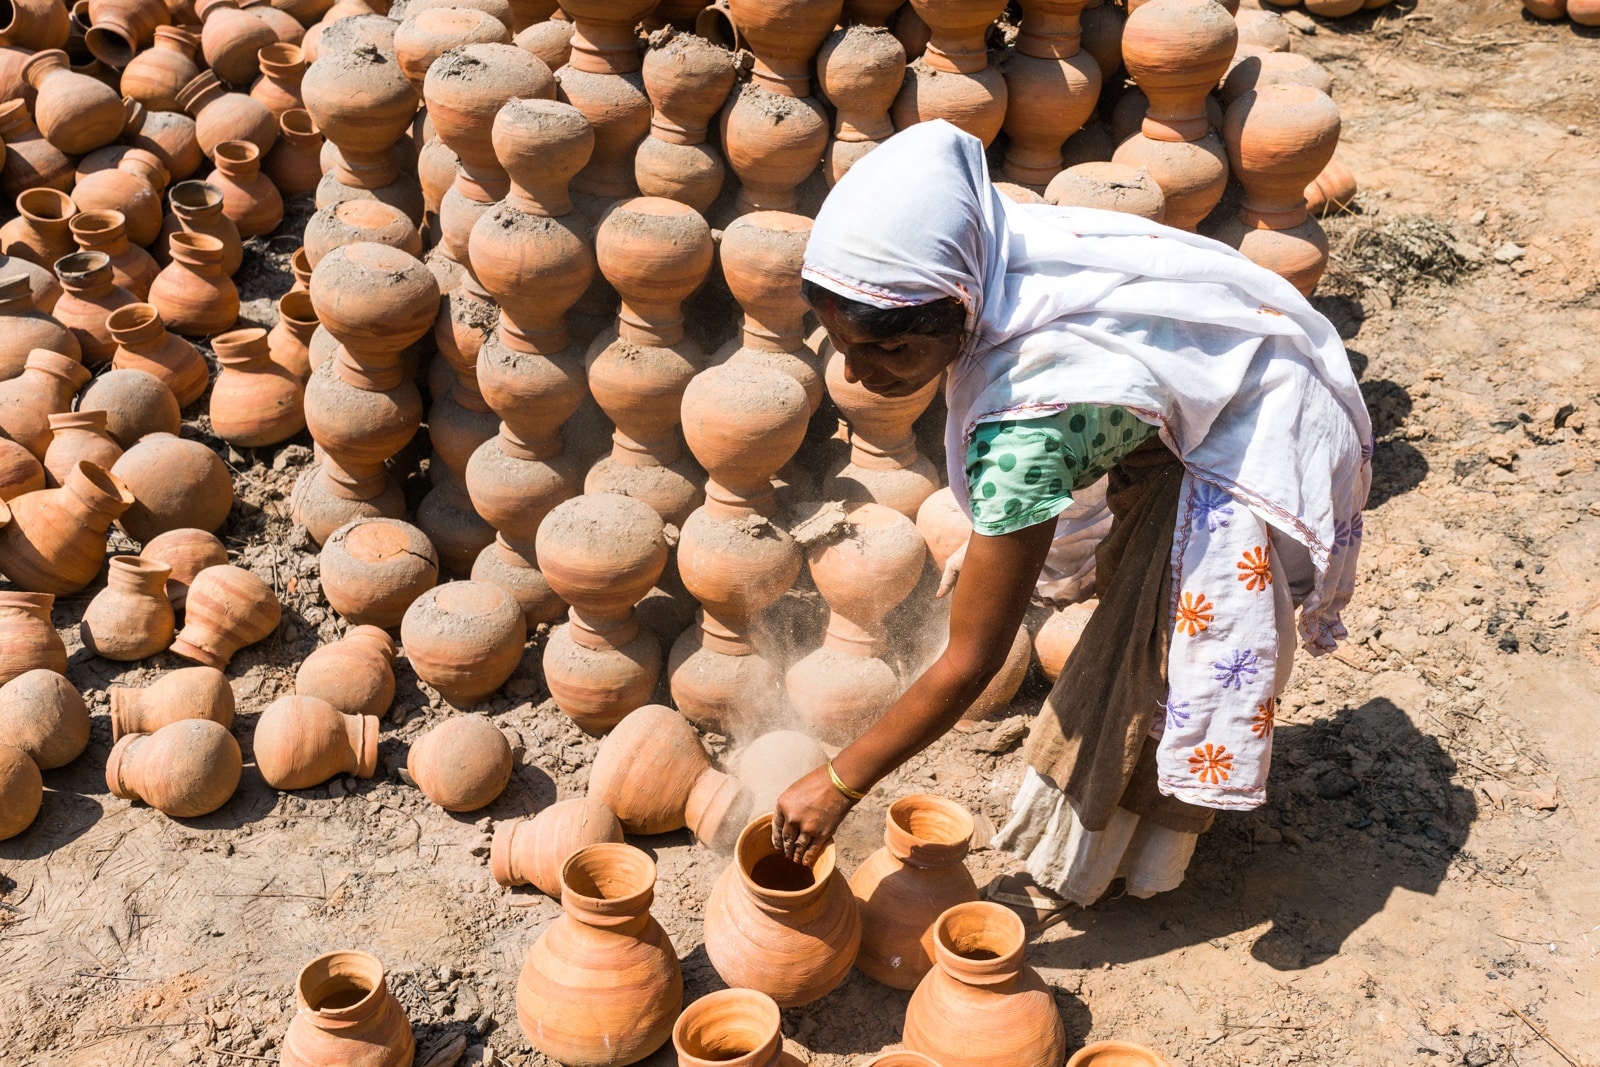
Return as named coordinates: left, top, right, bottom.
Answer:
left=1213, top=649, right=1260, bottom=690
left=1332, top=514, right=1364, bottom=555
left=1191, top=483, right=1234, bottom=533
left=1163, top=694, right=1192, bottom=729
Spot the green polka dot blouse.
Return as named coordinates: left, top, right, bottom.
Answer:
left=964, top=405, right=1158, bottom=536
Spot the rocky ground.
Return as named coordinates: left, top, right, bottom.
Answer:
left=5, top=1, right=1600, bottom=1065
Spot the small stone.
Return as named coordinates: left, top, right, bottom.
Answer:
left=1493, top=242, right=1525, bottom=264
left=974, top=718, right=1027, bottom=754
left=1468, top=210, right=1487, bottom=226
left=328, top=778, right=346, bottom=799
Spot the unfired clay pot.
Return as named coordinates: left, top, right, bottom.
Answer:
left=42, top=410, right=122, bottom=490
left=704, top=813, right=862, bottom=1007
left=817, top=24, right=904, bottom=186
left=294, top=625, right=395, bottom=718
left=490, top=796, right=625, bottom=895
left=106, top=302, right=210, bottom=406
left=395, top=7, right=509, bottom=92
left=170, top=562, right=281, bottom=668
left=0, top=592, right=68, bottom=684
left=399, top=580, right=525, bottom=707
left=141, top=527, right=229, bottom=612
left=109, top=664, right=235, bottom=740
left=406, top=715, right=513, bottom=811
left=319, top=517, right=439, bottom=628
left=516, top=842, right=683, bottom=1067
left=673, top=988, right=805, bottom=1067
left=0, top=668, right=89, bottom=769
left=80, top=554, right=176, bottom=659
left=106, top=717, right=242, bottom=816
left=0, top=743, right=43, bottom=840
left=280, top=951, right=415, bottom=1067
left=52, top=249, right=139, bottom=364
left=302, top=200, right=420, bottom=267
left=209, top=326, right=305, bottom=446
left=253, top=694, right=378, bottom=790
left=0, top=349, right=90, bottom=459
left=0, top=273, right=79, bottom=379
left=111, top=431, right=234, bottom=541
left=634, top=28, right=736, bottom=212
left=720, top=81, right=829, bottom=214
left=0, top=460, right=135, bottom=594
left=79, top=367, right=182, bottom=447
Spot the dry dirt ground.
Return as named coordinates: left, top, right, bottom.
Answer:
left=6, top=2, right=1600, bottom=1065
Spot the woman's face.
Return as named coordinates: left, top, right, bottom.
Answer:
left=815, top=305, right=964, bottom=398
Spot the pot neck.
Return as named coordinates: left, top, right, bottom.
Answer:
left=107, top=556, right=173, bottom=595
left=565, top=607, right=640, bottom=651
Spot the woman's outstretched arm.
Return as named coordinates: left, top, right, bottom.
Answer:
left=771, top=517, right=1058, bottom=865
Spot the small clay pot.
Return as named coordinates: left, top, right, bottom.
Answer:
left=1045, top=161, right=1167, bottom=221
left=0, top=460, right=136, bottom=595
left=250, top=40, right=304, bottom=116
left=0, top=743, right=43, bottom=840
left=70, top=146, right=169, bottom=248
left=209, top=326, right=305, bottom=446
left=109, top=664, right=235, bottom=740
left=177, top=69, right=278, bottom=158
left=148, top=231, right=239, bottom=337
left=120, top=26, right=200, bottom=111
left=0, top=272, right=79, bottom=379
left=0, top=100, right=77, bottom=201
left=80, top=554, right=176, bottom=660
left=490, top=797, right=625, bottom=895
left=400, top=580, right=525, bottom=707
left=121, top=102, right=206, bottom=184
left=79, top=367, right=183, bottom=447
left=406, top=715, right=513, bottom=811
left=253, top=694, right=378, bottom=790
left=262, top=107, right=324, bottom=196
left=43, top=410, right=123, bottom=489
left=140, top=528, right=229, bottom=612
left=208, top=138, right=284, bottom=237
left=111, top=431, right=233, bottom=541
left=194, top=0, right=276, bottom=86
left=69, top=209, right=159, bottom=300
left=24, top=49, right=126, bottom=155
left=281, top=951, right=414, bottom=1067
left=106, top=717, right=242, bottom=817
left=157, top=180, right=243, bottom=276
left=0, top=668, right=89, bottom=769
left=294, top=625, right=395, bottom=718
left=52, top=249, right=139, bottom=364
left=0, top=349, right=89, bottom=459
left=267, top=288, right=317, bottom=382
left=1067, top=1041, right=1172, bottom=1066
left=0, top=592, right=68, bottom=684
left=170, top=562, right=281, bottom=668
left=673, top=988, right=804, bottom=1067
left=1034, top=600, right=1093, bottom=682
left=319, top=517, right=439, bottom=628
left=106, top=302, right=209, bottom=406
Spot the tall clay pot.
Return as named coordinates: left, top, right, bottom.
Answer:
left=0, top=349, right=90, bottom=459
left=551, top=0, right=657, bottom=199
left=52, top=249, right=139, bottom=364
left=105, top=717, right=242, bottom=816
left=704, top=814, right=862, bottom=1007
left=69, top=209, right=159, bottom=300
left=281, top=951, right=415, bottom=1067
left=516, top=842, right=683, bottom=1067
left=2, top=188, right=77, bottom=270
left=208, top=326, right=305, bottom=446
left=902, top=902, right=1067, bottom=1067
left=891, top=0, right=1010, bottom=146
left=673, top=988, right=805, bottom=1067
left=42, top=410, right=122, bottom=489
left=817, top=25, right=905, bottom=187
left=1001, top=0, right=1102, bottom=188
left=399, top=580, right=525, bottom=707
left=491, top=797, right=625, bottom=895
left=0, top=461, right=135, bottom=594
left=80, top=554, right=176, bottom=659
left=0, top=591, right=68, bottom=684
left=24, top=49, right=126, bottom=154
left=106, top=302, right=210, bottom=406
left=208, top=138, right=284, bottom=237
left=253, top=694, right=378, bottom=790
left=148, top=231, right=239, bottom=337
left=109, top=664, right=235, bottom=740
left=822, top=345, right=941, bottom=517
left=294, top=624, right=395, bottom=717
left=170, top=563, right=281, bottom=668
left=634, top=29, right=737, bottom=212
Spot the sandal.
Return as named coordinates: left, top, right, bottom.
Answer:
left=983, top=872, right=1077, bottom=937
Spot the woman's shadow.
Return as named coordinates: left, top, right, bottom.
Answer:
left=1028, top=697, right=1476, bottom=972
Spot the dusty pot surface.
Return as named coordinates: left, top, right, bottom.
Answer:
left=0, top=668, right=89, bottom=769
left=406, top=714, right=512, bottom=812
left=399, top=580, right=525, bottom=707
left=111, top=431, right=234, bottom=543
left=106, top=717, right=242, bottom=817
left=294, top=625, right=396, bottom=718
left=319, top=517, right=439, bottom=629
left=253, top=694, right=378, bottom=790
left=79, top=367, right=183, bottom=448
left=140, top=527, right=229, bottom=612
left=169, top=562, right=281, bottom=669
left=281, top=950, right=415, bottom=1067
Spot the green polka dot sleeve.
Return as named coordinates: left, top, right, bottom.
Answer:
left=964, top=406, right=1159, bottom=536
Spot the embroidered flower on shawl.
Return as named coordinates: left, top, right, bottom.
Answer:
left=1213, top=649, right=1260, bottom=689
left=1189, top=743, right=1234, bottom=784
left=1174, top=592, right=1215, bottom=636
left=1191, top=482, right=1234, bottom=532
left=1236, top=546, right=1273, bottom=592
left=1163, top=694, right=1192, bottom=729
left=1332, top=514, right=1365, bottom=555
left=1251, top=699, right=1277, bottom=738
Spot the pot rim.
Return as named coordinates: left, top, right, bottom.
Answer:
left=19, top=187, right=75, bottom=224
left=734, top=813, right=838, bottom=901
left=169, top=179, right=224, bottom=213
left=931, top=900, right=1026, bottom=986
left=884, top=793, right=974, bottom=866
left=671, top=987, right=783, bottom=1067
left=559, top=841, right=657, bottom=924
left=1066, top=1040, right=1173, bottom=1067
left=294, top=949, right=389, bottom=1022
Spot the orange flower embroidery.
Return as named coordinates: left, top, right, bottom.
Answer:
left=1237, top=546, right=1273, bottom=592
left=1175, top=591, right=1215, bottom=636
left=1252, top=699, right=1276, bottom=739
left=1189, top=743, right=1234, bottom=784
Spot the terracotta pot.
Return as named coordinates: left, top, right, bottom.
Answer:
left=302, top=200, right=420, bottom=269
left=705, top=813, right=862, bottom=1007
left=1220, top=50, right=1331, bottom=107
left=554, top=57, right=649, bottom=200
left=516, top=842, right=683, bottom=1067
left=158, top=179, right=244, bottom=276
left=0, top=100, right=76, bottom=199
left=1044, top=160, right=1166, bottom=220
left=294, top=625, right=394, bottom=718
left=106, top=302, right=208, bottom=405
left=516, top=17, right=572, bottom=69
left=960, top=623, right=1031, bottom=723
left=319, top=517, right=438, bottom=628
left=80, top=367, right=183, bottom=447
left=170, top=562, right=281, bottom=668
left=849, top=794, right=980, bottom=989
left=0, top=592, right=67, bottom=685
left=0, top=0, right=70, bottom=50
left=0, top=253, right=62, bottom=317
left=261, top=106, right=323, bottom=195
left=0, top=439, right=45, bottom=501
left=892, top=55, right=1008, bottom=146
left=148, top=231, right=238, bottom=336
left=121, top=102, right=204, bottom=184
left=1122, top=0, right=1235, bottom=142
left=106, top=717, right=242, bottom=816
left=821, top=339, right=941, bottom=518
left=141, top=527, right=228, bottom=611
left=262, top=291, right=314, bottom=386
left=0, top=460, right=134, bottom=594
left=80, top=553, right=175, bottom=659
left=208, top=138, right=283, bottom=237
left=1234, top=7, right=1289, bottom=53
left=903, top=902, right=1066, bottom=1067
left=242, top=0, right=304, bottom=44
left=407, top=715, right=513, bottom=811
left=726, top=0, right=838, bottom=96
left=0, top=349, right=90, bottom=458
left=1111, top=131, right=1227, bottom=231
left=732, top=730, right=825, bottom=818
left=43, top=410, right=122, bottom=489
left=1066, top=1042, right=1170, bottom=1066
left=720, top=81, right=829, bottom=214
left=249, top=40, right=302, bottom=116
left=912, top=486, right=968, bottom=572
left=85, top=0, right=172, bottom=67
left=634, top=30, right=735, bottom=212
left=712, top=210, right=821, bottom=410
left=400, top=580, right=525, bottom=707
left=0, top=668, right=89, bottom=769
left=112, top=431, right=233, bottom=540
left=24, top=49, right=126, bottom=154
left=817, top=25, right=905, bottom=186
left=120, top=25, right=199, bottom=110
left=0, top=743, right=43, bottom=840
left=281, top=951, right=414, bottom=1067
left=673, top=988, right=804, bottom=1067
left=52, top=250, right=138, bottom=363
left=208, top=325, right=305, bottom=446
left=194, top=0, right=274, bottom=85
left=396, top=8, right=509, bottom=93
left=0, top=274, right=78, bottom=380
left=109, top=663, right=234, bottom=739
left=1, top=188, right=78, bottom=270
left=1001, top=1, right=1102, bottom=188
left=69, top=209, right=158, bottom=300
left=1305, top=155, right=1356, bottom=217
left=177, top=69, right=277, bottom=158
left=491, top=796, right=625, bottom=894
left=253, top=694, right=378, bottom=789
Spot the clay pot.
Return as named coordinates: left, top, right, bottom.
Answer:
left=170, top=563, right=281, bottom=668
left=85, top=0, right=172, bottom=67
left=822, top=345, right=941, bottom=517
left=1067, top=1042, right=1170, bottom=1066
left=400, top=580, right=525, bottom=707
left=1234, top=7, right=1289, bottom=53
left=0, top=461, right=135, bottom=594
left=80, top=553, right=175, bottom=659
left=635, top=30, right=736, bottom=212
left=177, top=70, right=277, bottom=157
left=713, top=210, right=821, bottom=412
left=1033, top=602, right=1089, bottom=682
left=491, top=796, right=625, bottom=894
left=1044, top=161, right=1166, bottom=220
left=106, top=717, right=242, bottom=816
left=111, top=431, right=233, bottom=540
left=120, top=102, right=204, bottom=184
left=0, top=744, right=43, bottom=840
left=0, top=0, right=70, bottom=50
left=262, top=291, right=314, bottom=385
left=253, top=694, right=378, bottom=789
left=262, top=106, right=324, bottom=195
left=120, top=25, right=200, bottom=110
left=817, top=25, right=905, bottom=186
left=0, top=272, right=77, bottom=380
left=849, top=794, right=980, bottom=989
left=43, top=410, right=122, bottom=488
left=0, top=439, right=45, bottom=501
left=51, top=250, right=137, bottom=363
left=158, top=180, right=244, bottom=276
left=1305, top=155, right=1356, bottom=217
left=0, top=349, right=90, bottom=458
left=24, top=49, right=126, bottom=154
left=673, top=988, right=805, bottom=1067
left=903, top=902, right=1066, bottom=1067
left=0, top=592, right=68, bottom=684
left=1122, top=0, right=1235, bottom=141
left=109, top=664, right=234, bottom=740
left=208, top=326, right=305, bottom=446
left=726, top=0, right=837, bottom=95
left=1, top=188, right=78, bottom=270
left=1111, top=131, right=1227, bottom=231
left=406, top=715, right=513, bottom=811
left=149, top=231, right=238, bottom=336
left=1220, top=50, right=1331, bottom=107
left=281, top=951, right=414, bottom=1067
left=960, top=623, right=1031, bottom=723
left=106, top=303, right=208, bottom=406
left=705, top=814, right=862, bottom=1006
left=242, top=0, right=304, bottom=45
left=589, top=703, right=751, bottom=850
left=516, top=17, right=573, bottom=69
left=516, top=842, right=683, bottom=1067
left=396, top=8, right=509, bottom=93
left=0, top=668, right=89, bottom=768
left=194, top=0, right=274, bottom=85
left=0, top=254, right=62, bottom=317
left=70, top=209, right=159, bottom=300
left=208, top=138, right=284, bottom=237
left=913, top=486, right=968, bottom=572
left=249, top=40, right=303, bottom=116
left=303, top=200, right=420, bottom=268
left=80, top=367, right=182, bottom=446
left=720, top=81, right=829, bottom=214
left=141, top=528, right=228, bottom=611
left=319, top=517, right=438, bottom=628
left=1000, top=1, right=1102, bottom=187
left=0, top=100, right=77, bottom=198
left=294, top=625, right=395, bottom=717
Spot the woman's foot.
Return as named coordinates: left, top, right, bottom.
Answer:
left=983, top=871, right=1077, bottom=937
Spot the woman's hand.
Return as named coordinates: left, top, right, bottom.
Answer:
left=772, top=765, right=856, bottom=867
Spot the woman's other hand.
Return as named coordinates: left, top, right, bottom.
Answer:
left=935, top=540, right=967, bottom=598
left=772, top=765, right=857, bottom=867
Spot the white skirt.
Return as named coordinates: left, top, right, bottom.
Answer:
left=994, top=767, right=1200, bottom=907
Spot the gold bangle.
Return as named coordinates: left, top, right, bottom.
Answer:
left=826, top=759, right=868, bottom=802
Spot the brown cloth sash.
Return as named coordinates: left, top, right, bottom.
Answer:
left=1022, top=438, right=1215, bottom=836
